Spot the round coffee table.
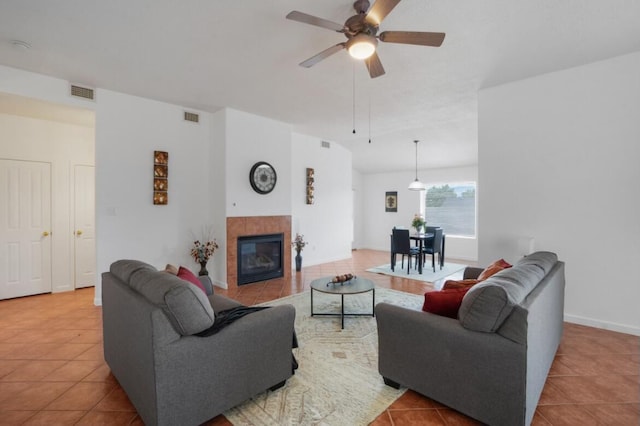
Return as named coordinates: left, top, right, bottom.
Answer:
left=309, top=276, right=375, bottom=329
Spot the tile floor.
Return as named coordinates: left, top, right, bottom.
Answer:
left=0, top=249, right=638, bottom=425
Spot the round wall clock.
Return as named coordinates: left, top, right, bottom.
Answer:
left=249, top=161, right=277, bottom=194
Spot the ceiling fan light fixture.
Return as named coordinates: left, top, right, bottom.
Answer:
left=346, top=34, right=377, bottom=59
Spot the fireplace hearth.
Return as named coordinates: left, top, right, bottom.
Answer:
left=237, top=233, right=284, bottom=285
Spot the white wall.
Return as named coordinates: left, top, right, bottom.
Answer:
left=95, top=90, right=214, bottom=303
left=359, top=166, right=479, bottom=261
left=352, top=170, right=364, bottom=249
left=0, top=66, right=95, bottom=111
left=0, top=66, right=356, bottom=301
left=0, top=113, right=94, bottom=293
left=224, top=109, right=292, bottom=217
left=291, top=135, right=353, bottom=266
left=479, top=52, right=640, bottom=335
left=208, top=109, right=227, bottom=287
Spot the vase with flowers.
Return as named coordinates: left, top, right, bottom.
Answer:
left=191, top=238, right=219, bottom=276
left=292, top=233, right=307, bottom=272
left=411, top=214, right=426, bottom=234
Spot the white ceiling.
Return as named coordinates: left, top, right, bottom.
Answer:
left=1, top=0, right=639, bottom=173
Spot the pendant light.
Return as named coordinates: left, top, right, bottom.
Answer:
left=408, top=140, right=426, bottom=191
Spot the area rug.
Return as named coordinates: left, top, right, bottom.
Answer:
left=366, top=262, right=466, bottom=283
left=224, top=288, right=423, bottom=425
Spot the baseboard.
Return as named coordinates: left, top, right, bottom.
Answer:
left=212, top=280, right=228, bottom=290
left=564, top=313, right=640, bottom=336
left=293, top=254, right=353, bottom=269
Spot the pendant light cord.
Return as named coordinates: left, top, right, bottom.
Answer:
left=415, top=140, right=419, bottom=179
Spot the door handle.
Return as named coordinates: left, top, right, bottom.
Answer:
left=42, top=231, right=50, bottom=237
left=76, top=230, right=83, bottom=236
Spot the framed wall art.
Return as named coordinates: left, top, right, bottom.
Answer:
left=385, top=191, right=397, bottom=212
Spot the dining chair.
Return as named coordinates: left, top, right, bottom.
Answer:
left=422, top=228, right=444, bottom=272
left=391, top=228, right=420, bottom=274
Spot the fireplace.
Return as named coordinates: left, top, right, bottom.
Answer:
left=237, top=233, right=284, bottom=285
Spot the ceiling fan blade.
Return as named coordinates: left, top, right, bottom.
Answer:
left=299, top=43, right=346, bottom=68
left=365, top=52, right=386, bottom=78
left=365, top=0, right=402, bottom=27
left=379, top=31, right=445, bottom=47
left=286, top=11, right=345, bottom=32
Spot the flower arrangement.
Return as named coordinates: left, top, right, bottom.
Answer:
left=191, top=239, right=218, bottom=264
left=292, top=233, right=307, bottom=253
left=411, top=214, right=426, bottom=231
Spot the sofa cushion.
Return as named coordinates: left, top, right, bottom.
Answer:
left=126, top=267, right=215, bottom=336
left=422, top=287, right=471, bottom=319
left=110, top=259, right=157, bottom=283
left=177, top=266, right=207, bottom=295
left=458, top=281, right=514, bottom=332
left=442, top=279, right=479, bottom=290
left=515, top=251, right=557, bottom=275
left=477, top=258, right=512, bottom=281
left=458, top=254, right=556, bottom=332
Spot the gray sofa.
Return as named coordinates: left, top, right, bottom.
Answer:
left=375, top=251, right=565, bottom=426
left=102, top=260, right=296, bottom=426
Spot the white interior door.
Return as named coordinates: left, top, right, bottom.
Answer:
left=0, top=159, right=52, bottom=299
left=73, top=165, right=95, bottom=288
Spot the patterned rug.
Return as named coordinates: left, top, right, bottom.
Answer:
left=366, top=262, right=466, bottom=283
left=224, top=288, right=423, bottom=425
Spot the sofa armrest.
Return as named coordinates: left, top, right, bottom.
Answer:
left=198, top=275, right=214, bottom=295
left=463, top=266, right=484, bottom=280
left=153, top=304, right=296, bottom=423
left=375, top=302, right=526, bottom=424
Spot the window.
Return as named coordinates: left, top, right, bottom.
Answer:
left=421, top=182, right=476, bottom=237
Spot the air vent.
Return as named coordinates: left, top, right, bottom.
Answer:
left=321, top=141, right=331, bottom=149
left=184, top=111, right=199, bottom=123
left=70, top=85, right=94, bottom=100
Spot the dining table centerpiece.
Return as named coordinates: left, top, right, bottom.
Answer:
left=191, top=237, right=219, bottom=276
left=292, top=233, right=307, bottom=272
left=411, top=214, right=426, bottom=234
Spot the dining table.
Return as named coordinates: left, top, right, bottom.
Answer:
left=390, top=232, right=446, bottom=275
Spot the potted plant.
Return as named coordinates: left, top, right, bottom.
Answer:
left=411, top=214, right=426, bottom=234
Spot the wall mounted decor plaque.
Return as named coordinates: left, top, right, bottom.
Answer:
left=306, top=168, right=315, bottom=204
left=153, top=150, right=168, bottom=205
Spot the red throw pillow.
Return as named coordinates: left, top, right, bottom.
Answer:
left=177, top=266, right=207, bottom=295
left=477, top=258, right=512, bottom=281
left=443, top=279, right=479, bottom=290
left=422, top=287, right=471, bottom=319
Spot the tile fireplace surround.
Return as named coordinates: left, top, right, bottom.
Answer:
left=226, top=215, right=292, bottom=289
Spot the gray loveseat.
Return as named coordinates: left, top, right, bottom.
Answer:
left=102, top=260, right=296, bottom=426
left=375, top=251, right=565, bottom=426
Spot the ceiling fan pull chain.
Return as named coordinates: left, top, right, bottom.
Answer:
left=368, top=94, right=372, bottom=143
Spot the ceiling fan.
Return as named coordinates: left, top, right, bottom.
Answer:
left=286, top=0, right=445, bottom=78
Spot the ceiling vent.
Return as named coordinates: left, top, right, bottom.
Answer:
left=184, top=111, right=199, bottom=123
left=321, top=141, right=331, bottom=149
left=70, top=84, right=95, bottom=100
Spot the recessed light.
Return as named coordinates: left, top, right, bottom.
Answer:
left=10, top=40, right=31, bottom=50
